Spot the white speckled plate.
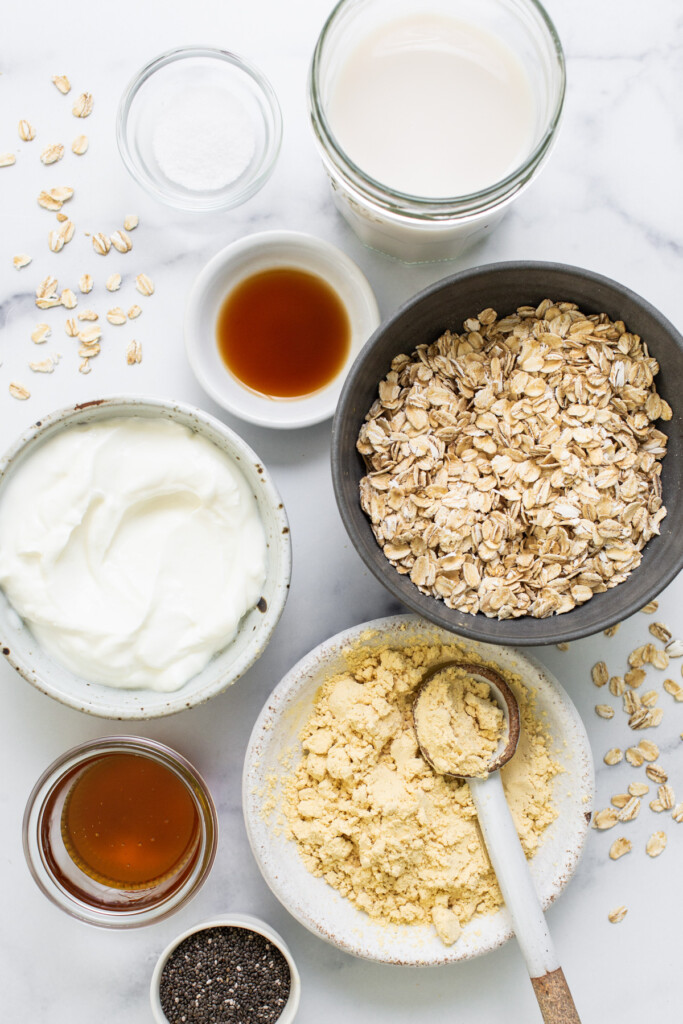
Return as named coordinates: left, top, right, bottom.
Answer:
left=0, top=396, right=291, bottom=719
left=243, top=615, right=594, bottom=965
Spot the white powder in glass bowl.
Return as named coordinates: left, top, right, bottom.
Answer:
left=153, top=85, right=256, bottom=192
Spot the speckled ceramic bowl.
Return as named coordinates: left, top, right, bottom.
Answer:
left=0, top=396, right=291, bottom=719
left=243, top=615, right=594, bottom=966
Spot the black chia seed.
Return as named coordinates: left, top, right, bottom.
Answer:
left=159, top=926, right=292, bottom=1024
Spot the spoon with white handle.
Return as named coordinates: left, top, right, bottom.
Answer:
left=413, top=662, right=581, bottom=1024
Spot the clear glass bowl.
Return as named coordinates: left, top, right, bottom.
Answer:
left=23, top=736, right=218, bottom=928
left=117, top=46, right=282, bottom=211
left=309, top=0, right=565, bottom=261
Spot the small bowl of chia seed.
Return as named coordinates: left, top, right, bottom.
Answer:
left=150, top=913, right=300, bottom=1024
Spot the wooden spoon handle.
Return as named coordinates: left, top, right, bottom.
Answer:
left=531, top=968, right=582, bottom=1023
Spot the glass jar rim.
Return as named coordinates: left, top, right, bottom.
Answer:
left=309, top=0, right=566, bottom=219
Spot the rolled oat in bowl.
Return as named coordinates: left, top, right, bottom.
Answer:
left=357, top=301, right=670, bottom=619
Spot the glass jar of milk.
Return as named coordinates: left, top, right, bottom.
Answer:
left=309, top=0, right=565, bottom=262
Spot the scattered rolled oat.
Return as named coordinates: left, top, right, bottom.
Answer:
left=126, top=339, right=142, bottom=365
left=110, top=229, right=132, bottom=253
left=78, top=273, right=93, bottom=293
left=78, top=326, right=102, bottom=344
left=0, top=152, right=17, bottom=167
left=38, top=190, right=62, bottom=211
left=29, top=357, right=57, bottom=373
left=608, top=906, right=628, bottom=923
left=52, top=74, right=71, bottom=94
left=646, top=831, right=667, bottom=857
left=556, top=642, right=570, bottom=652
left=641, top=690, right=658, bottom=709
left=628, top=782, right=649, bottom=797
left=595, top=704, right=614, bottom=720
left=106, top=273, right=121, bottom=292
left=625, top=668, right=645, bottom=688
left=671, top=804, right=683, bottom=823
left=650, top=799, right=665, bottom=813
left=650, top=622, right=672, bottom=643
left=609, top=675, right=625, bottom=697
left=663, top=678, right=683, bottom=701
left=92, top=233, right=111, bottom=255
left=9, top=383, right=30, bottom=400
left=71, top=134, right=88, bottom=155
left=106, top=307, right=126, bottom=325
left=604, top=748, right=623, bottom=766
left=78, top=359, right=91, bottom=374
left=665, top=639, right=683, bottom=658
left=658, top=784, right=675, bottom=809
left=651, top=649, right=670, bottom=671
left=77, top=310, right=98, bottom=321
left=123, top=213, right=138, bottom=231
left=65, top=319, right=78, bottom=337
left=625, top=747, right=645, bottom=767
left=127, top=304, right=141, bottom=320
left=604, top=624, right=620, bottom=638
left=624, top=691, right=641, bottom=714
left=31, top=324, right=51, bottom=344
left=60, top=289, right=77, bottom=309
left=40, top=143, right=64, bottom=165
left=48, top=230, right=65, bottom=253
left=645, top=764, right=668, bottom=784
left=79, top=342, right=100, bottom=358
left=72, top=93, right=94, bottom=118
left=36, top=296, right=61, bottom=309
left=629, top=708, right=657, bottom=730
left=628, top=646, right=647, bottom=669
left=56, top=212, right=67, bottom=222
left=640, top=600, right=659, bottom=614
left=611, top=794, right=630, bottom=809
left=593, top=808, right=618, bottom=830
left=617, top=797, right=640, bottom=822
left=609, top=838, right=631, bottom=860
left=13, top=254, right=32, bottom=269
left=136, top=273, right=154, bottom=296
left=59, top=217, right=74, bottom=243
left=592, top=662, right=609, bottom=687
left=637, top=739, right=659, bottom=761
left=18, top=120, right=35, bottom=142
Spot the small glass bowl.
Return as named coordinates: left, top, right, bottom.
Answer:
left=23, top=736, right=218, bottom=928
left=117, top=46, right=282, bottom=211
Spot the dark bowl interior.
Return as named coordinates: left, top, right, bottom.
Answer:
left=332, top=261, right=683, bottom=645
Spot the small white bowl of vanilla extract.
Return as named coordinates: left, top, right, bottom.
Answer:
left=184, top=230, right=380, bottom=429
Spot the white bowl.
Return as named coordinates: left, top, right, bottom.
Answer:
left=150, top=914, right=300, bottom=1024
left=0, top=396, right=291, bottom=719
left=243, top=615, right=594, bottom=966
left=184, top=230, right=380, bottom=429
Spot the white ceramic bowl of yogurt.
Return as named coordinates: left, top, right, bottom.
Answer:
left=243, top=615, right=594, bottom=965
left=0, top=396, right=291, bottom=719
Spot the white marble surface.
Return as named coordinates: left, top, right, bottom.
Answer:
left=1, top=1, right=682, bottom=1021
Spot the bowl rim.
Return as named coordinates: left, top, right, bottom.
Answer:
left=116, top=45, right=283, bottom=212
left=331, top=259, right=683, bottom=645
left=0, top=394, right=292, bottom=718
left=149, top=913, right=301, bottom=1024
left=184, top=229, right=380, bottom=429
left=242, top=613, right=594, bottom=965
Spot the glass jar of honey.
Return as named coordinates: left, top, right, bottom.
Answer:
left=23, top=736, right=218, bottom=928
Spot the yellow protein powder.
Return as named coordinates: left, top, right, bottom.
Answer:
left=284, top=640, right=559, bottom=946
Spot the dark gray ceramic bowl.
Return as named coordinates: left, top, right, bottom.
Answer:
left=332, top=261, right=683, bottom=645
